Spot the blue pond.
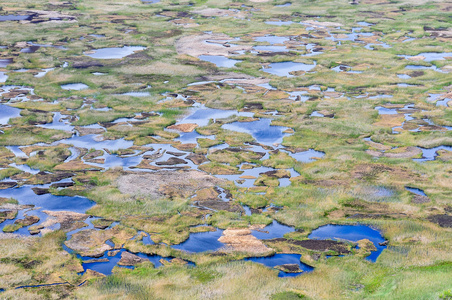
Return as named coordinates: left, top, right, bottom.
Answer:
left=198, top=55, right=241, bottom=68
left=405, top=186, right=427, bottom=197
left=254, top=35, right=290, bottom=45
left=0, top=104, right=21, bottom=125
left=172, top=228, right=225, bottom=253
left=251, top=220, right=295, bottom=240
left=80, top=249, right=168, bottom=275
left=172, top=221, right=294, bottom=253
left=284, top=149, right=325, bottom=163
left=308, top=224, right=387, bottom=262
left=245, top=254, right=314, bottom=277
left=0, top=209, right=50, bottom=236
left=179, top=107, right=253, bottom=127
left=0, top=15, right=31, bottom=21
left=64, top=239, right=195, bottom=276
left=413, top=145, right=452, bottom=162
left=0, top=186, right=94, bottom=213
left=254, top=45, right=290, bottom=53
left=84, top=46, right=146, bottom=59
left=57, top=134, right=134, bottom=151
left=222, top=118, right=289, bottom=145
left=262, top=61, right=316, bottom=77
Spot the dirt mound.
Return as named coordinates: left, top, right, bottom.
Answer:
left=167, top=123, right=198, bottom=132
left=201, top=73, right=270, bottom=86
left=118, top=252, right=149, bottom=266
left=218, top=228, right=273, bottom=254
left=117, top=170, right=224, bottom=199
left=303, top=20, right=343, bottom=27
left=366, top=146, right=422, bottom=158
left=193, top=8, right=247, bottom=18
left=65, top=229, right=114, bottom=257
left=275, top=264, right=303, bottom=273
left=428, top=214, right=452, bottom=228
left=271, top=238, right=351, bottom=254
left=42, top=210, right=88, bottom=232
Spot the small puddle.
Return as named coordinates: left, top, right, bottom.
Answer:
left=84, top=46, right=146, bottom=59
left=287, top=91, right=310, bottom=102
left=61, top=83, right=89, bottom=90
left=285, top=149, right=324, bottom=163
left=222, top=118, right=289, bottom=145
left=198, top=55, right=241, bottom=68
left=357, top=21, right=373, bottom=26
left=375, top=106, right=398, bottom=115
left=251, top=220, right=294, bottom=240
left=79, top=249, right=172, bottom=276
left=0, top=15, right=32, bottom=21
left=413, top=145, right=452, bottom=162
left=310, top=111, right=324, bottom=117
left=177, top=106, right=253, bottom=127
left=0, top=72, right=8, bottom=82
left=35, top=68, right=54, bottom=78
left=262, top=61, right=316, bottom=77
left=405, top=65, right=445, bottom=73
left=265, top=20, right=294, bottom=26
left=38, top=112, right=74, bottom=131
left=405, top=186, right=427, bottom=197
left=397, top=74, right=411, bottom=79
left=0, top=185, right=94, bottom=213
left=56, top=134, right=134, bottom=151
left=275, top=2, right=292, bottom=7
left=400, top=52, right=452, bottom=62
left=255, top=35, right=291, bottom=45
left=0, top=104, right=21, bottom=125
left=21, top=46, right=40, bottom=53
left=254, top=45, right=291, bottom=53
left=0, top=58, right=13, bottom=68
left=115, top=91, right=151, bottom=97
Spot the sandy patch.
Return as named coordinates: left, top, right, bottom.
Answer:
left=167, top=123, right=198, bottom=132
left=302, top=20, right=343, bottom=27
left=118, top=170, right=224, bottom=199
left=218, top=228, right=273, bottom=254
left=176, top=33, right=252, bottom=57
left=193, top=8, right=247, bottom=18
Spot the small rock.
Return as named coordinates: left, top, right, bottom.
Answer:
left=412, top=194, right=431, bottom=204
left=0, top=182, right=17, bottom=190
left=186, top=154, right=208, bottom=165
left=32, top=187, right=50, bottom=195
left=155, top=157, right=187, bottom=166
left=15, top=215, right=40, bottom=227
left=274, top=264, right=303, bottom=273
left=118, top=251, right=149, bottom=266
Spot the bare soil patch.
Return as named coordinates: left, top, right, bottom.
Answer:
left=118, top=170, right=224, bottom=199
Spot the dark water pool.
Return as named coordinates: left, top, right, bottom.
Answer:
left=262, top=61, right=316, bottom=77
left=198, top=55, right=241, bottom=68
left=84, top=46, right=146, bottom=59
left=245, top=254, right=314, bottom=277
left=308, top=224, right=386, bottom=262
left=222, top=118, right=289, bottom=145
left=171, top=228, right=225, bottom=253
left=251, top=220, right=294, bottom=240
left=0, top=185, right=94, bottom=213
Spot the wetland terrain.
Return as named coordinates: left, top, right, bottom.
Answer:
left=0, top=0, right=451, bottom=299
